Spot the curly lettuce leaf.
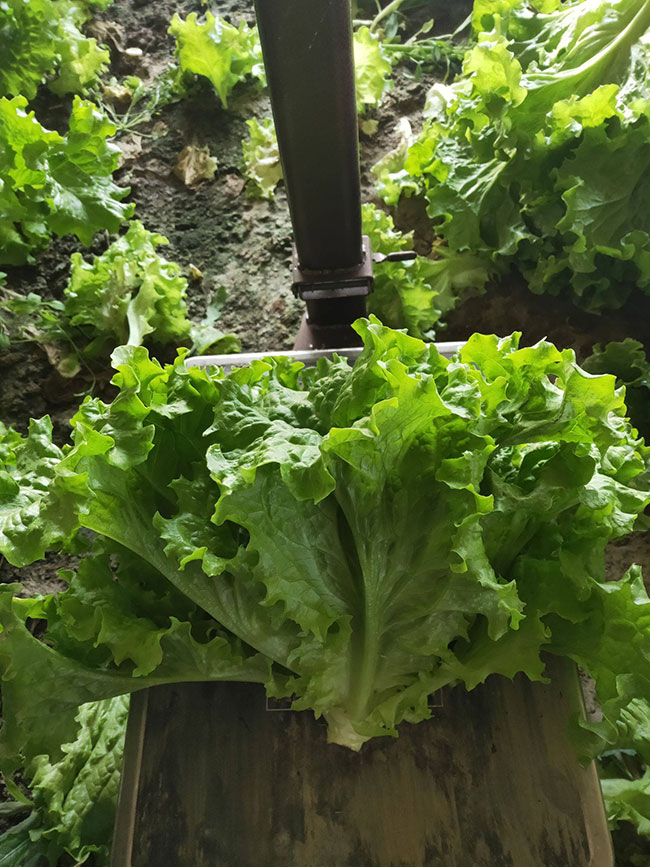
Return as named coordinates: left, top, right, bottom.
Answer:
left=480, top=0, right=650, bottom=131
left=353, top=26, right=392, bottom=115
left=539, top=113, right=650, bottom=307
left=241, top=117, right=282, bottom=199
left=583, top=339, right=650, bottom=439
left=0, top=96, right=133, bottom=265
left=8, top=696, right=130, bottom=867
left=603, top=769, right=650, bottom=837
left=0, top=417, right=85, bottom=567
left=363, top=203, right=492, bottom=337
left=0, top=0, right=111, bottom=100
left=0, top=0, right=62, bottom=99
left=371, top=117, right=420, bottom=206
left=169, top=12, right=265, bottom=108
left=64, top=220, right=191, bottom=347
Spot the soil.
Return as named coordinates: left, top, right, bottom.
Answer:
left=1, top=0, right=650, bottom=863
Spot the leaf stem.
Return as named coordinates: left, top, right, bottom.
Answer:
left=370, top=0, right=407, bottom=33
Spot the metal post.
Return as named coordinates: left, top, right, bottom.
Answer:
left=254, top=0, right=367, bottom=347
left=254, top=0, right=363, bottom=271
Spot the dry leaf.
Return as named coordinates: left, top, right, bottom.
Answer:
left=87, top=20, right=126, bottom=53
left=360, top=117, right=379, bottom=136
left=152, top=121, right=168, bottom=139
left=41, top=341, right=80, bottom=378
left=173, top=145, right=218, bottom=187
left=102, top=82, right=134, bottom=112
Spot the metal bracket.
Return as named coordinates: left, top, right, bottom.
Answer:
left=372, top=249, right=418, bottom=264
left=291, top=235, right=374, bottom=299
left=291, top=237, right=419, bottom=301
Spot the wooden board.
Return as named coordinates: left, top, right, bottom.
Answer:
left=112, top=656, right=613, bottom=867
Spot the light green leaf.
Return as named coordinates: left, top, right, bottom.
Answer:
left=0, top=0, right=112, bottom=100
left=169, top=12, right=264, bottom=108
left=583, top=339, right=650, bottom=439
left=602, top=769, right=650, bottom=837
left=353, top=26, right=392, bottom=115
left=0, top=417, right=85, bottom=567
left=64, top=219, right=191, bottom=346
left=0, top=96, right=132, bottom=265
left=28, top=696, right=129, bottom=865
left=363, top=203, right=492, bottom=336
left=241, top=117, right=282, bottom=199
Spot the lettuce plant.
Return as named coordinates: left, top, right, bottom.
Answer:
left=64, top=220, right=191, bottom=349
left=168, top=12, right=265, bottom=108
left=0, top=96, right=133, bottom=265
left=0, top=319, right=648, bottom=782
left=0, top=222, right=240, bottom=375
left=0, top=0, right=113, bottom=100
left=375, top=0, right=650, bottom=311
left=363, top=202, right=492, bottom=337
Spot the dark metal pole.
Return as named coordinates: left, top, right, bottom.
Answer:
left=253, top=0, right=363, bottom=273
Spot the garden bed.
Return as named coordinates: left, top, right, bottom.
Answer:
left=2, top=0, right=650, bottom=864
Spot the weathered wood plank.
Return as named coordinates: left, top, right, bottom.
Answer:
left=113, top=657, right=613, bottom=867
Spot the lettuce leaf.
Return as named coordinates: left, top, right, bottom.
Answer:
left=363, top=203, right=492, bottom=337
left=353, top=26, right=392, bottom=115
left=583, top=339, right=650, bottom=439
left=603, top=769, right=650, bottom=837
left=0, top=696, right=129, bottom=867
left=0, top=96, right=133, bottom=265
left=64, top=220, right=191, bottom=348
left=241, top=117, right=282, bottom=199
left=0, top=417, right=85, bottom=567
left=0, top=0, right=112, bottom=100
left=168, top=12, right=265, bottom=108
left=0, top=320, right=648, bottom=765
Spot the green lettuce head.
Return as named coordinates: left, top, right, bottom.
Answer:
left=1, top=319, right=649, bottom=767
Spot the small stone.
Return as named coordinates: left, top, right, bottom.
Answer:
left=223, top=174, right=246, bottom=198
left=152, top=121, right=168, bottom=139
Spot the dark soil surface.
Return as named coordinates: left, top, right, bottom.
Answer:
left=1, top=0, right=650, bottom=862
